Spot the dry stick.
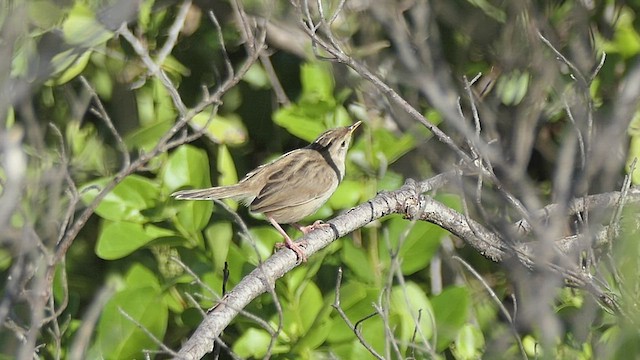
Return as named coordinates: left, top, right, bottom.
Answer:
left=332, top=267, right=384, bottom=360
left=79, top=76, right=130, bottom=169
left=453, top=256, right=528, bottom=360
left=118, top=308, right=181, bottom=358
left=156, top=0, right=193, bottom=66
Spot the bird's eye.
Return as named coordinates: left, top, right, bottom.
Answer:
left=341, top=141, right=346, bottom=147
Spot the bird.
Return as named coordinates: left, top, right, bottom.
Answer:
left=171, top=121, right=362, bottom=262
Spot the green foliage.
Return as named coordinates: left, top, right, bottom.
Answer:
left=274, top=63, right=352, bottom=141
left=90, top=265, right=168, bottom=359
left=10, top=0, right=640, bottom=358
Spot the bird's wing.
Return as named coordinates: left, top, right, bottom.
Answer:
left=249, top=150, right=339, bottom=214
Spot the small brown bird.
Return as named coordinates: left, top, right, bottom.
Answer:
left=172, top=121, right=361, bottom=262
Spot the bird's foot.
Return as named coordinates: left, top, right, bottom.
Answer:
left=295, top=220, right=330, bottom=234
left=275, top=237, right=308, bottom=263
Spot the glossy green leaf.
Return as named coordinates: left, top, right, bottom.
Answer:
left=390, top=282, right=434, bottom=348
left=191, top=110, right=248, bottom=145
left=286, top=281, right=323, bottom=335
left=383, top=215, right=445, bottom=275
left=233, top=328, right=276, bottom=358
left=273, top=106, right=327, bottom=142
left=52, top=50, right=92, bottom=85
left=28, top=0, right=65, bottom=29
left=125, top=120, right=173, bottom=152
left=497, top=70, right=529, bottom=106
left=66, top=121, right=112, bottom=176
left=62, top=3, right=113, bottom=46
left=369, top=128, right=416, bottom=167
left=216, top=144, right=239, bottom=192
left=205, top=221, right=233, bottom=271
left=95, top=286, right=168, bottom=359
left=96, top=222, right=174, bottom=260
left=432, top=286, right=471, bottom=351
left=300, top=62, right=335, bottom=102
left=340, top=240, right=375, bottom=283
left=162, top=145, right=211, bottom=191
left=176, top=198, right=213, bottom=234
left=245, top=226, right=281, bottom=262
left=124, top=263, right=161, bottom=291
left=136, top=78, right=177, bottom=126
left=243, top=63, right=270, bottom=88
left=329, top=179, right=364, bottom=209
left=81, top=175, right=160, bottom=223
left=602, top=9, right=640, bottom=58
left=453, top=324, right=485, bottom=360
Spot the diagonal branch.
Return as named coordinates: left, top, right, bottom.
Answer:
left=175, top=172, right=630, bottom=359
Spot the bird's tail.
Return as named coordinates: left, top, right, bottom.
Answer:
left=171, top=184, right=247, bottom=200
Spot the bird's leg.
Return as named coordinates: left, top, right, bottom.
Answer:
left=268, top=217, right=307, bottom=262
left=294, top=220, right=330, bottom=234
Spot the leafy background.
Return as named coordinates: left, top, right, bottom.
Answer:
left=3, top=0, right=640, bottom=359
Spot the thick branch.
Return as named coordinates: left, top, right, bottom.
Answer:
left=175, top=174, right=632, bottom=359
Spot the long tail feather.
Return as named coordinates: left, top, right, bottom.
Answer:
left=171, top=184, right=246, bottom=200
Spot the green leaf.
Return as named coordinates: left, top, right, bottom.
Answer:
left=81, top=175, right=160, bottom=223
left=300, top=62, right=335, bottom=103
left=176, top=199, right=213, bottom=235
left=432, top=286, right=471, bottom=351
left=160, top=55, right=190, bottom=77
left=124, top=263, right=161, bottom=291
left=216, top=144, right=239, bottom=189
left=28, top=0, right=65, bottom=29
left=205, top=221, right=233, bottom=271
left=233, top=328, right=277, bottom=358
left=329, top=179, right=364, bottom=209
left=125, top=120, right=173, bottom=152
left=62, top=3, right=113, bottom=47
left=383, top=216, right=445, bottom=275
left=390, top=282, right=434, bottom=349
left=326, top=284, right=380, bottom=344
left=285, top=281, right=323, bottom=336
left=96, top=222, right=174, bottom=260
left=243, top=63, right=270, bottom=88
left=602, top=9, right=640, bottom=58
left=340, top=240, right=375, bottom=283
left=95, top=286, right=168, bottom=359
left=135, top=78, right=177, bottom=126
left=66, top=121, right=112, bottom=176
left=191, top=110, right=248, bottom=145
left=51, top=50, right=92, bottom=85
left=452, top=324, right=485, bottom=360
left=244, top=226, right=281, bottom=262
left=273, top=62, right=353, bottom=142
left=162, top=145, right=211, bottom=191
left=273, top=106, right=328, bottom=142
left=496, top=70, right=529, bottom=106
left=369, top=128, right=416, bottom=166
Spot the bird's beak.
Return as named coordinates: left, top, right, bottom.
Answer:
left=348, top=121, right=362, bottom=133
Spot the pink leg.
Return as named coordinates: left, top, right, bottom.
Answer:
left=293, top=220, right=330, bottom=234
left=267, top=217, right=307, bottom=262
